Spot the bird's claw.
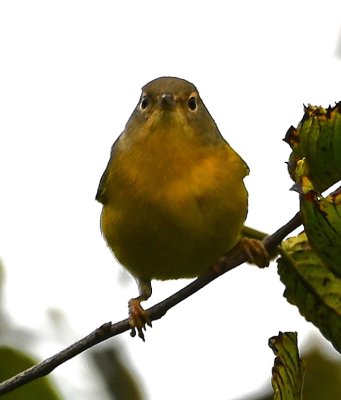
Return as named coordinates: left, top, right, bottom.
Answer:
left=128, top=298, right=152, bottom=341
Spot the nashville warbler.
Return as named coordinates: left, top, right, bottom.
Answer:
left=96, top=77, right=255, bottom=340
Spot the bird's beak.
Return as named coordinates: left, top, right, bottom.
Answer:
left=159, top=93, right=176, bottom=110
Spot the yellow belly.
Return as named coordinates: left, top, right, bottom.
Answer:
left=100, top=141, right=248, bottom=281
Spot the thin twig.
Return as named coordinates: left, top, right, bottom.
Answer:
left=0, top=212, right=302, bottom=396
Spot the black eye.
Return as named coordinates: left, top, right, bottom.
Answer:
left=140, top=95, right=149, bottom=110
left=188, top=96, right=197, bottom=111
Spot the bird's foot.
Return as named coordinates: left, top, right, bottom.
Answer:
left=128, top=298, right=152, bottom=341
left=240, top=237, right=270, bottom=268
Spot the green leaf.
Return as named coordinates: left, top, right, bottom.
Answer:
left=284, top=102, right=341, bottom=192
left=302, top=346, right=341, bottom=399
left=90, top=344, right=145, bottom=400
left=268, top=332, right=304, bottom=400
left=300, top=186, right=341, bottom=277
left=277, top=233, right=341, bottom=354
left=0, top=347, right=61, bottom=399
left=293, top=159, right=341, bottom=277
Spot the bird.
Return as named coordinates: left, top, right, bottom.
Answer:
left=96, top=76, right=264, bottom=340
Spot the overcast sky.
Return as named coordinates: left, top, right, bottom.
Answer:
left=0, top=1, right=340, bottom=399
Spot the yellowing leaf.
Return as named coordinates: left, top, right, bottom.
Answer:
left=269, top=332, right=304, bottom=400
left=278, top=233, right=341, bottom=354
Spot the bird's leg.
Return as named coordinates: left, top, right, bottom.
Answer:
left=128, top=279, right=152, bottom=341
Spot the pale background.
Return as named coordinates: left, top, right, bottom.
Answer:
left=0, top=1, right=340, bottom=399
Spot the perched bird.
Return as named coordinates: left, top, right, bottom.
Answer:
left=96, top=77, right=259, bottom=340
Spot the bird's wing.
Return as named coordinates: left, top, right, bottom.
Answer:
left=95, top=140, right=119, bottom=204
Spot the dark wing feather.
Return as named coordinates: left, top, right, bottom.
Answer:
left=95, top=142, right=117, bottom=204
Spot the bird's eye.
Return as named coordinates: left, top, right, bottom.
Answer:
left=188, top=95, right=197, bottom=111
left=140, top=95, right=149, bottom=110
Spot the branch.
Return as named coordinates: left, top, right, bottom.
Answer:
left=0, top=212, right=302, bottom=396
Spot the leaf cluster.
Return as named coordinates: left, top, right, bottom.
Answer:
left=279, top=103, right=341, bottom=354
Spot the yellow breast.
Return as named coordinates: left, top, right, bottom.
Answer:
left=100, top=128, right=248, bottom=281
